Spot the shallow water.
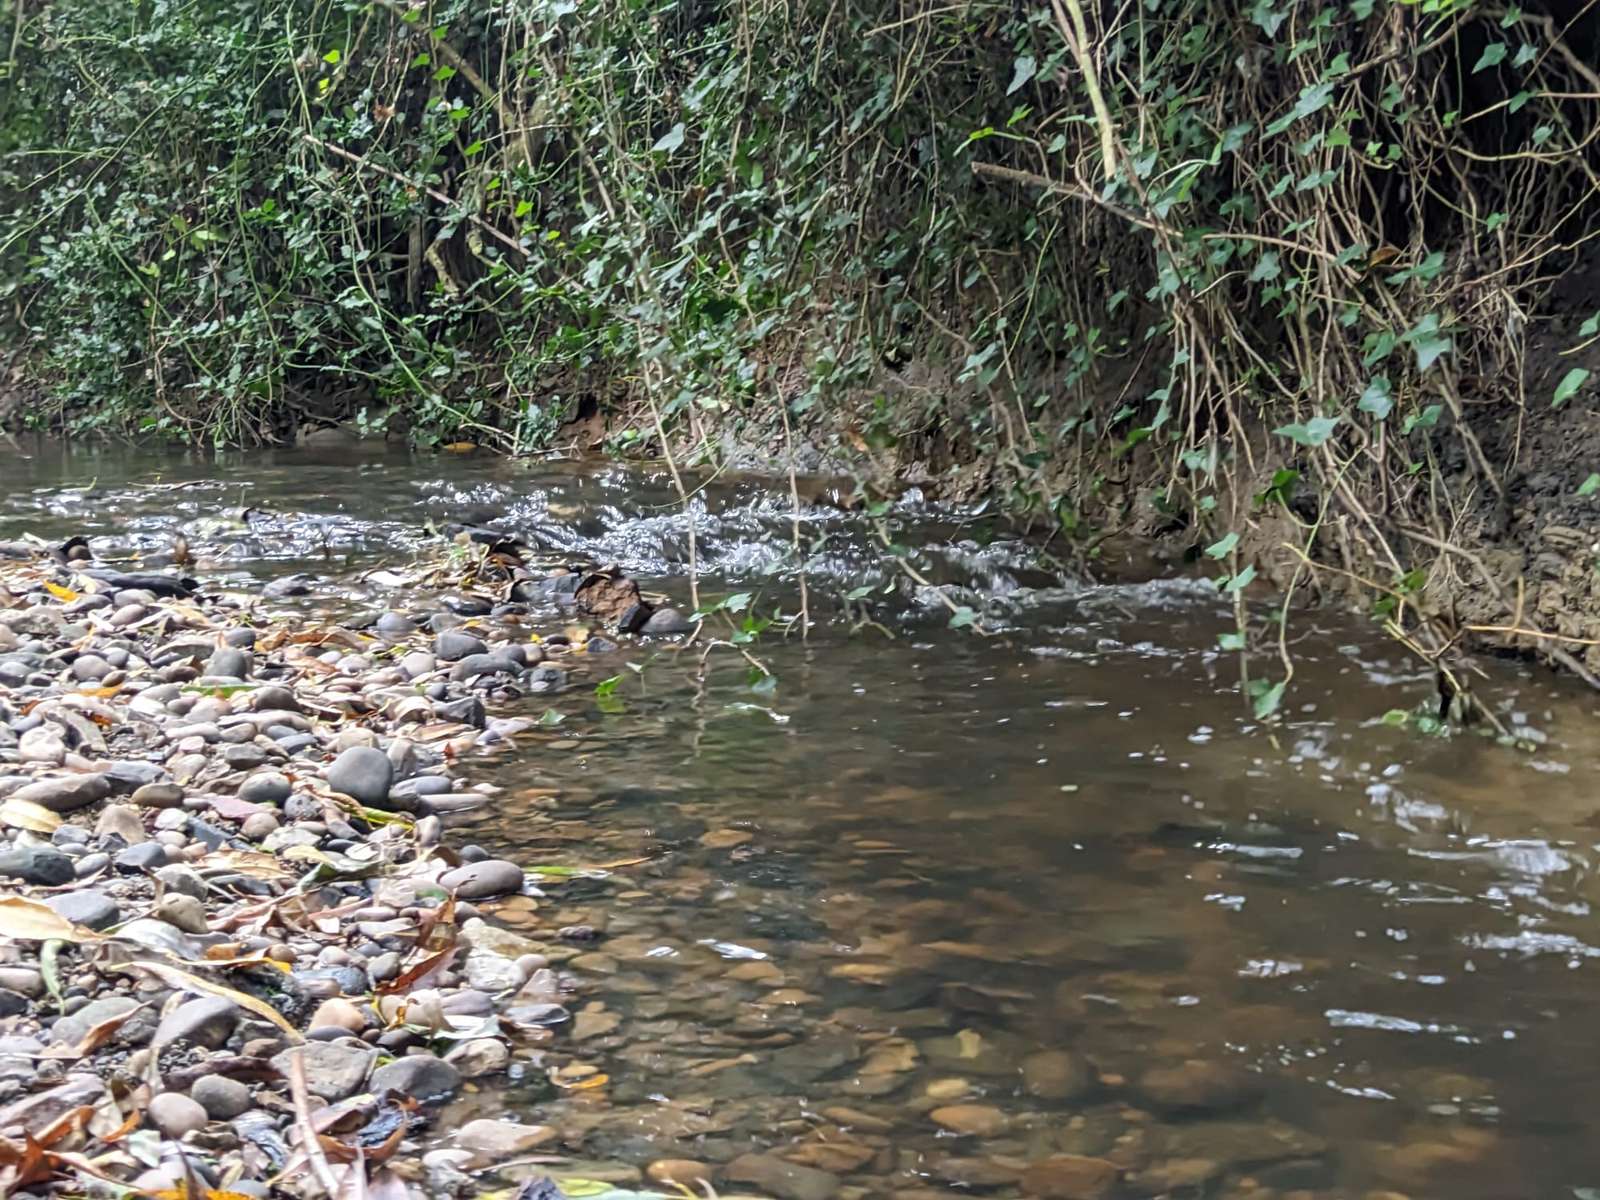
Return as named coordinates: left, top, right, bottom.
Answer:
left=7, top=437, right=1600, bottom=1198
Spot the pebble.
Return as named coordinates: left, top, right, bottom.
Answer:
left=154, top=893, right=209, bottom=934
left=238, top=771, right=291, bottom=804
left=115, top=841, right=169, bottom=872
left=8, top=772, right=112, bottom=813
left=434, top=630, right=487, bottom=661
left=369, top=1052, right=461, bottom=1100
left=272, top=1042, right=377, bottom=1101
left=152, top=997, right=239, bottom=1050
left=929, top=1104, right=1009, bottom=1136
left=1136, top=1060, right=1264, bottom=1113
left=45, top=889, right=121, bottom=930
left=1019, top=1156, right=1120, bottom=1200
left=149, top=1091, right=209, bottom=1138
left=641, top=607, right=694, bottom=635
left=0, top=842, right=75, bottom=885
left=190, top=1075, right=253, bottom=1120
left=325, top=745, right=394, bottom=807
left=648, top=1161, right=717, bottom=1188
left=455, top=1118, right=555, bottom=1159
left=725, top=1154, right=840, bottom=1200
left=131, top=782, right=184, bottom=808
left=439, top=858, right=524, bottom=898
left=309, top=998, right=366, bottom=1033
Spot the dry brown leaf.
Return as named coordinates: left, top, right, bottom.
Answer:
left=0, top=797, right=62, bottom=835
left=0, top=896, right=103, bottom=943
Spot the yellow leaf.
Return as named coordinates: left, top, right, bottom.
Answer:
left=0, top=896, right=102, bottom=942
left=441, top=441, right=478, bottom=452
left=554, top=1181, right=615, bottom=1197
left=44, top=581, right=79, bottom=602
left=0, top=797, right=63, bottom=835
left=108, top=960, right=304, bottom=1041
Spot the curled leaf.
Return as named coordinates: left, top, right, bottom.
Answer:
left=0, top=897, right=102, bottom=943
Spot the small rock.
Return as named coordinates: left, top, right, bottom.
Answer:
left=434, top=631, right=487, bottom=662
left=309, top=998, right=366, bottom=1033
left=1136, top=1060, right=1263, bottom=1113
left=1023, top=1050, right=1094, bottom=1100
left=44, top=890, right=120, bottom=930
left=1020, top=1156, right=1120, bottom=1200
left=445, top=1037, right=511, bottom=1078
left=70, top=654, right=113, bottom=681
left=154, top=864, right=207, bottom=901
left=238, top=772, right=291, bottom=805
left=18, top=727, right=65, bottom=764
left=9, top=773, right=111, bottom=813
left=94, top=803, right=146, bottom=844
left=0, top=1074, right=109, bottom=1133
left=725, top=1154, right=839, bottom=1200
left=155, top=893, right=209, bottom=934
left=190, top=1075, right=253, bottom=1121
left=149, top=1091, right=209, bottom=1137
left=153, top=997, right=240, bottom=1050
left=369, top=1053, right=461, bottom=1100
left=0, top=842, right=74, bottom=885
left=439, top=858, right=524, bottom=899
left=930, top=1104, right=1008, bottom=1137
left=325, top=746, right=394, bottom=807
left=205, top=648, right=251, bottom=679
left=271, top=1042, right=378, bottom=1102
left=115, top=840, right=170, bottom=872
left=456, top=1118, right=555, bottom=1159
left=641, top=607, right=694, bottom=636
left=241, top=812, right=280, bottom=841
left=131, top=782, right=185, bottom=809
left=52, top=996, right=140, bottom=1048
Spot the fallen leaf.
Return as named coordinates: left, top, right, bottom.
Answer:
left=108, top=960, right=303, bottom=1041
left=0, top=797, right=63, bottom=835
left=0, top=897, right=103, bottom=943
left=43, top=582, right=78, bottom=603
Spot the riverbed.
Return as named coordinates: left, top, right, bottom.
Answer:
left=7, top=437, right=1600, bottom=1199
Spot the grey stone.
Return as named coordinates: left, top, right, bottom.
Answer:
left=433, top=631, right=487, bottom=662
left=149, top=1091, right=209, bottom=1137
left=325, top=746, right=393, bottom=807
left=51, top=996, right=140, bottom=1048
left=205, top=648, right=251, bottom=679
left=641, top=607, right=694, bottom=636
left=190, top=1075, right=253, bottom=1120
left=70, top=654, right=113, bottom=681
left=434, top=695, right=486, bottom=727
left=115, top=841, right=170, bottom=872
left=153, top=997, right=240, bottom=1050
left=0, top=842, right=75, bottom=885
left=369, top=1052, right=461, bottom=1101
left=44, top=889, right=120, bottom=930
left=131, top=782, right=185, bottom=809
left=8, top=773, right=111, bottom=813
left=375, top=612, right=416, bottom=637
left=74, top=852, right=111, bottom=877
left=399, top=651, right=437, bottom=679
left=154, top=864, right=207, bottom=901
left=0, top=1074, right=108, bottom=1133
left=103, top=761, right=166, bottom=793
left=439, top=859, right=524, bottom=899
left=272, top=1041, right=377, bottom=1101
left=238, top=772, right=291, bottom=805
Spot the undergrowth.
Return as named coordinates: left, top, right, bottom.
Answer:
left=4, top=0, right=1600, bottom=717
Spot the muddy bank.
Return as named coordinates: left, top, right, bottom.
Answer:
left=0, top=540, right=699, bottom=1197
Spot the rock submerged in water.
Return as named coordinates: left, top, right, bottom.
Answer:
left=725, top=1153, right=840, bottom=1200
left=1135, top=1059, right=1264, bottom=1113
left=1020, top=1155, right=1120, bottom=1200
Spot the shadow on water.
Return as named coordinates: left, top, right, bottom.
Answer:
left=8, top=437, right=1600, bottom=1196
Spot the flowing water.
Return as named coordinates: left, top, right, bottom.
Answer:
left=8, top=437, right=1600, bottom=1198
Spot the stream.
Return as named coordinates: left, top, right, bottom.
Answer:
left=7, top=437, right=1600, bottom=1199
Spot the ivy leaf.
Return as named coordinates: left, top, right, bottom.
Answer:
left=1359, top=377, right=1393, bottom=419
left=1473, top=42, right=1507, bottom=72
left=1578, top=473, right=1600, bottom=497
left=1206, top=532, right=1241, bottom=559
left=1274, top=415, right=1338, bottom=446
left=1218, top=631, right=1245, bottom=651
left=948, top=606, right=977, bottom=629
left=1007, top=55, right=1037, bottom=95
left=1223, top=564, right=1257, bottom=594
left=323, top=48, right=342, bottom=65
left=652, top=123, right=686, bottom=153
left=1250, top=678, right=1286, bottom=720
left=1581, top=312, right=1600, bottom=337
left=1554, top=367, right=1590, bottom=407
left=1413, top=333, right=1451, bottom=372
